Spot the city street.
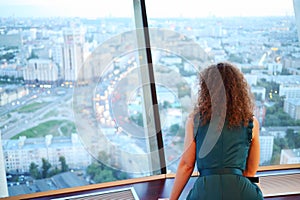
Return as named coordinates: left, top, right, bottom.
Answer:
left=1, top=88, right=74, bottom=139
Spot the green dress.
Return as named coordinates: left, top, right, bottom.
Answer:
left=186, top=117, right=264, bottom=200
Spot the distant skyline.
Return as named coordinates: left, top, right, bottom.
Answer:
left=0, top=0, right=295, bottom=18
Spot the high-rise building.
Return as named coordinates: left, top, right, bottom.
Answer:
left=23, top=59, right=59, bottom=85
left=244, top=74, right=258, bottom=86
left=0, top=86, right=29, bottom=106
left=284, top=98, right=300, bottom=120
left=279, top=84, right=300, bottom=99
left=259, top=135, right=274, bottom=165
left=51, top=43, right=64, bottom=71
left=2, top=134, right=92, bottom=173
left=252, top=87, right=266, bottom=101
left=62, top=28, right=85, bottom=84
left=294, top=0, right=300, bottom=40
left=280, top=148, right=300, bottom=164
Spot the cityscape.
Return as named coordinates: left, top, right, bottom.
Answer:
left=0, top=12, right=300, bottom=197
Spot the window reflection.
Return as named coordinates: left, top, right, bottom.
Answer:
left=0, top=0, right=136, bottom=197
left=145, top=0, right=300, bottom=172
left=0, top=0, right=299, bottom=198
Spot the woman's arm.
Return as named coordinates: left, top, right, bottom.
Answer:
left=169, top=116, right=196, bottom=200
left=243, top=116, right=260, bottom=177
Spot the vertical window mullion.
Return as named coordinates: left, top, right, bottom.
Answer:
left=133, top=0, right=166, bottom=174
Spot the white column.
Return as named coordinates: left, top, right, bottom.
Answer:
left=0, top=132, right=8, bottom=197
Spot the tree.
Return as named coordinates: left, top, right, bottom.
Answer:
left=177, top=126, right=185, bottom=137
left=270, top=137, right=289, bottom=165
left=49, top=166, right=60, bottom=177
left=41, top=158, right=52, bottom=178
left=270, top=153, right=280, bottom=165
left=86, top=162, right=100, bottom=178
left=257, top=80, right=280, bottom=102
left=86, top=153, right=129, bottom=184
left=176, top=82, right=191, bottom=98
left=264, top=107, right=297, bottom=127
left=59, top=156, right=69, bottom=172
left=129, top=112, right=144, bottom=127
left=29, top=162, right=40, bottom=179
left=27, top=51, right=39, bottom=60
left=286, top=129, right=300, bottom=149
left=116, top=171, right=128, bottom=180
left=253, top=93, right=262, bottom=101
left=162, top=101, right=171, bottom=109
left=86, top=162, right=116, bottom=183
left=264, top=114, right=280, bottom=126
left=169, top=124, right=179, bottom=135
left=0, top=52, right=15, bottom=61
left=98, top=151, right=109, bottom=162
left=93, top=169, right=116, bottom=183
left=295, top=131, right=300, bottom=148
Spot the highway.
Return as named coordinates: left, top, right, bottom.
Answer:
left=1, top=88, right=74, bottom=140
left=0, top=65, right=185, bottom=174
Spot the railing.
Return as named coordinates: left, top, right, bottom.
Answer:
left=2, top=165, right=300, bottom=200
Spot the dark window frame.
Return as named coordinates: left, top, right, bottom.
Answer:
left=133, top=0, right=166, bottom=174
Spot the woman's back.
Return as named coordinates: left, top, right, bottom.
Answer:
left=194, top=119, right=253, bottom=171
left=186, top=118, right=263, bottom=200
left=169, top=63, right=263, bottom=200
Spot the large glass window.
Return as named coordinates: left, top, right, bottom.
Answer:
left=0, top=0, right=161, bottom=197
left=145, top=0, right=299, bottom=173
left=1, top=0, right=300, bottom=198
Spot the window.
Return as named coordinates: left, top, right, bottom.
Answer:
left=0, top=0, right=149, bottom=197
left=145, top=0, right=300, bottom=172
left=0, top=0, right=299, bottom=198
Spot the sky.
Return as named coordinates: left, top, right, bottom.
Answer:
left=0, top=0, right=295, bottom=18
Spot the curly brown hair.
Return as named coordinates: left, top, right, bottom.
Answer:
left=194, top=62, right=254, bottom=128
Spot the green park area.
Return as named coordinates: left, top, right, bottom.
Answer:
left=12, top=120, right=77, bottom=139
left=17, top=102, right=48, bottom=113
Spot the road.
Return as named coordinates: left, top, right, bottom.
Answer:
left=1, top=89, right=74, bottom=139
left=91, top=66, right=185, bottom=173
left=0, top=70, right=184, bottom=174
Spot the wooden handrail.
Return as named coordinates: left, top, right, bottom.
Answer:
left=2, top=164, right=300, bottom=200
left=258, top=164, right=300, bottom=171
